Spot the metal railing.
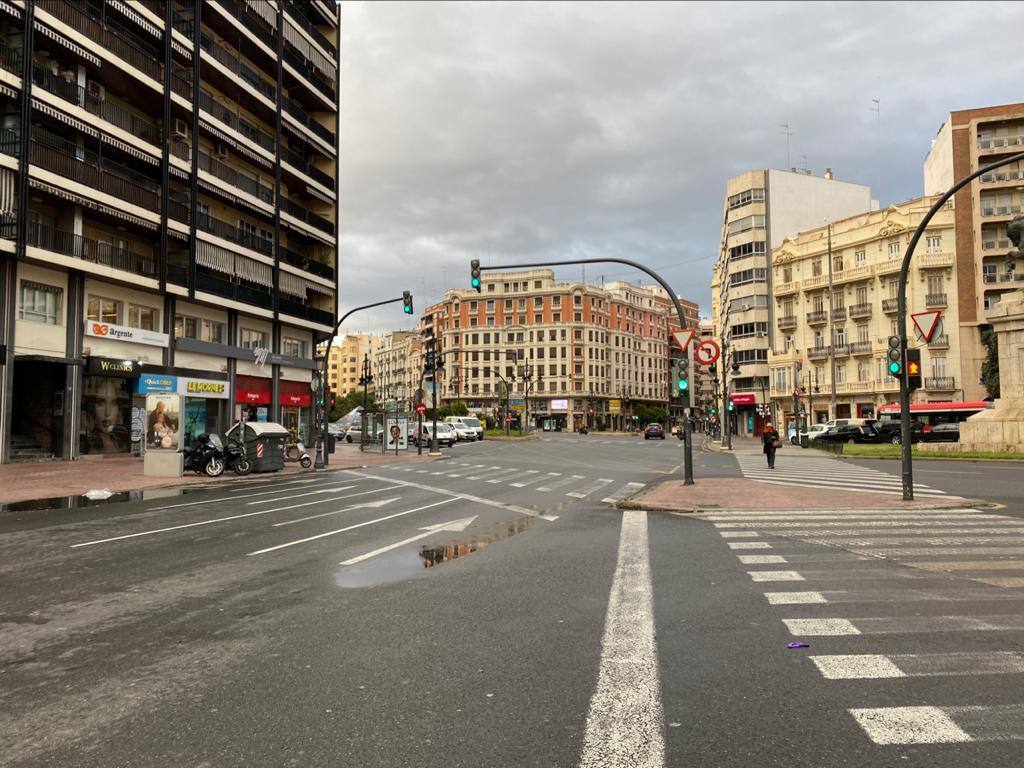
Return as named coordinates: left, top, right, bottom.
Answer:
left=281, top=245, right=335, bottom=281
left=284, top=2, right=337, bottom=57
left=280, top=143, right=335, bottom=190
left=806, top=310, right=827, bottom=324
left=217, top=0, right=275, bottom=47
left=280, top=296, right=334, bottom=326
left=830, top=307, right=847, bottom=321
left=197, top=149, right=274, bottom=203
left=850, top=341, right=873, bottom=355
left=925, top=376, right=955, bottom=390
left=282, top=198, right=335, bottom=236
left=198, top=91, right=275, bottom=152
left=925, top=293, right=948, bottom=308
left=0, top=36, right=21, bottom=74
left=832, top=344, right=850, bottom=357
left=0, top=126, right=18, bottom=157
left=195, top=270, right=273, bottom=309
left=776, top=315, right=797, bottom=330
left=195, top=212, right=274, bottom=256
left=283, top=96, right=336, bottom=146
left=807, top=347, right=829, bottom=360
left=849, top=302, right=872, bottom=318
left=882, top=298, right=899, bottom=312
left=27, top=222, right=157, bottom=275
left=282, top=44, right=336, bottom=101
left=928, top=334, right=950, bottom=348
left=199, top=32, right=276, bottom=102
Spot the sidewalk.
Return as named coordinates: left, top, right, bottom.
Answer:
left=0, top=444, right=438, bottom=506
left=620, top=477, right=977, bottom=513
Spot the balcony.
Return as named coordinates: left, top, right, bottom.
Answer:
left=283, top=96, right=336, bottom=147
left=279, top=296, right=334, bottom=327
left=919, top=252, right=954, bottom=268
left=27, top=222, right=157, bottom=276
left=0, top=36, right=21, bottom=75
left=981, top=204, right=1022, bottom=218
left=882, top=298, right=899, bottom=313
left=197, top=149, right=274, bottom=204
left=281, top=245, right=335, bottom=281
left=830, top=307, right=847, bottom=321
left=982, top=272, right=1018, bottom=284
left=982, top=238, right=1011, bottom=252
left=32, top=65, right=161, bottom=146
left=876, top=257, right=902, bottom=275
left=284, top=2, right=337, bottom=57
left=43, top=0, right=162, bottom=83
left=806, top=310, right=827, bottom=325
left=196, top=213, right=273, bottom=257
left=925, top=376, right=956, bottom=391
left=807, top=347, right=829, bottom=361
left=198, top=91, right=275, bottom=153
left=0, top=126, right=18, bottom=157
left=777, top=315, right=797, bottom=331
left=282, top=44, right=336, bottom=102
left=926, top=293, right=948, bottom=308
left=980, top=169, right=1024, bottom=184
left=195, top=270, right=273, bottom=310
left=978, top=136, right=1024, bottom=151
left=850, top=341, right=873, bottom=355
left=282, top=198, right=335, bottom=236
left=774, top=280, right=799, bottom=296
left=832, top=344, right=850, bottom=358
left=833, top=265, right=874, bottom=284
left=928, top=334, right=950, bottom=349
left=849, top=302, right=872, bottom=319
left=30, top=128, right=160, bottom=211
left=281, top=144, right=335, bottom=191
left=216, top=0, right=275, bottom=48
left=199, top=30, right=276, bottom=103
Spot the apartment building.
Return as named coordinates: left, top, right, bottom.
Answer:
left=712, top=168, right=875, bottom=435
left=432, top=269, right=691, bottom=431
left=0, top=0, right=339, bottom=462
left=924, top=102, right=1024, bottom=399
left=372, top=330, right=422, bottom=408
left=768, top=196, right=961, bottom=428
left=326, top=333, right=379, bottom=397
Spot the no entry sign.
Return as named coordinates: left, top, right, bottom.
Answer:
left=415, top=402, right=426, bottom=415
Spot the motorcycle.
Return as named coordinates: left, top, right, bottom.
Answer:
left=183, top=433, right=225, bottom=477
left=578, top=426, right=589, bottom=435
left=223, top=437, right=252, bottom=476
left=284, top=440, right=313, bottom=469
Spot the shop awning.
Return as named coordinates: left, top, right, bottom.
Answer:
left=236, top=254, right=272, bottom=288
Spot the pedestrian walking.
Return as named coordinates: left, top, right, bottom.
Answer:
left=762, top=422, right=780, bottom=469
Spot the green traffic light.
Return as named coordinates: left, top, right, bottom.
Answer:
left=471, top=278, right=480, bottom=287
left=677, top=380, right=688, bottom=391
left=888, top=361, right=901, bottom=374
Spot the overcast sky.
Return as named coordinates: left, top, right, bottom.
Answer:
left=338, top=0, right=1024, bottom=335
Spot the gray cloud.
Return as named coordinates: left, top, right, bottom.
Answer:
left=339, top=0, right=1024, bottom=333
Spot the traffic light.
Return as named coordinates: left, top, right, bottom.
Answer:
left=887, top=335, right=903, bottom=377
left=731, top=359, right=740, bottom=375
left=727, top=402, right=735, bottom=413
left=470, top=259, right=481, bottom=292
left=906, top=347, right=922, bottom=391
left=329, top=392, right=336, bottom=411
left=402, top=290, right=414, bottom=315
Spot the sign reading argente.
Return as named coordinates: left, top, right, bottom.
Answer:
left=84, top=321, right=170, bottom=348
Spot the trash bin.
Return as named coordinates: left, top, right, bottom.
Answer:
left=227, top=422, right=290, bottom=472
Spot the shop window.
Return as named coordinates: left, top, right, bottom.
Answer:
left=87, top=296, right=121, bottom=324
left=203, top=319, right=225, bottom=343
left=239, top=328, right=268, bottom=349
left=19, top=280, right=62, bottom=324
left=282, top=337, right=308, bottom=358
left=128, top=303, right=157, bottom=331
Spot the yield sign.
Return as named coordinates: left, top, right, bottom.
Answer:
left=911, top=310, right=942, bottom=342
left=672, top=328, right=697, bottom=353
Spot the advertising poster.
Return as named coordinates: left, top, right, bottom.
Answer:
left=385, top=417, right=408, bottom=450
left=146, top=393, right=181, bottom=451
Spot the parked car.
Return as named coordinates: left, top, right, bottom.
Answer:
left=445, top=416, right=484, bottom=440
left=790, top=423, right=829, bottom=445
left=874, top=421, right=924, bottom=445
left=328, top=421, right=346, bottom=438
left=446, top=421, right=478, bottom=442
left=922, top=422, right=960, bottom=443
left=817, top=425, right=884, bottom=445
left=822, top=418, right=875, bottom=430
left=643, top=423, right=665, bottom=440
left=413, top=422, right=457, bottom=447
left=344, top=424, right=383, bottom=444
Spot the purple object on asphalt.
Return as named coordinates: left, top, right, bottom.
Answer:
left=787, top=642, right=810, bottom=649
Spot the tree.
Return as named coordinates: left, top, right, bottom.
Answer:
left=635, top=405, right=667, bottom=425
left=981, top=325, right=1000, bottom=399
left=331, top=390, right=377, bottom=421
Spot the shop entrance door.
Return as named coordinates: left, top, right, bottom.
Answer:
left=11, top=358, right=66, bottom=460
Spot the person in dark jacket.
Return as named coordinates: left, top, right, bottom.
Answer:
left=762, top=422, right=780, bottom=469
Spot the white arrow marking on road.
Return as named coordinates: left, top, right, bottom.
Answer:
left=149, top=478, right=329, bottom=510
left=256, top=484, right=403, bottom=515
left=273, top=496, right=401, bottom=527
left=339, top=516, right=478, bottom=566
left=246, top=498, right=458, bottom=556
left=247, top=485, right=356, bottom=505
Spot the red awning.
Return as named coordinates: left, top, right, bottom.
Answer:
left=236, top=374, right=272, bottom=404
left=279, top=379, right=312, bottom=407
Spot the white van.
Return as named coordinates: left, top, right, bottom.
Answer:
left=445, top=416, right=484, bottom=441
left=822, top=418, right=875, bottom=430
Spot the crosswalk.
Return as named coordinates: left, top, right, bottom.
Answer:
left=383, top=462, right=645, bottom=504
left=734, top=453, right=949, bottom=497
left=700, top=505, right=1024, bottom=747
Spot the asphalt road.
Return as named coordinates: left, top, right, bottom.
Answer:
left=2, top=435, right=1023, bottom=767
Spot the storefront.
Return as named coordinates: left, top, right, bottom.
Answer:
left=80, top=357, right=141, bottom=456
left=730, top=392, right=761, bottom=437
left=235, top=374, right=273, bottom=425
left=279, top=380, right=312, bottom=444
left=137, top=373, right=229, bottom=448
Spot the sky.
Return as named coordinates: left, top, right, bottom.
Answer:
left=338, top=0, right=1024, bottom=335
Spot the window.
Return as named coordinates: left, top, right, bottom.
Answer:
left=282, top=337, right=307, bottom=357
left=812, top=295, right=824, bottom=312
left=574, top=294, right=582, bottom=306
left=855, top=286, right=868, bottom=305
left=888, top=241, right=901, bottom=256
left=552, top=313, right=560, bottom=322
left=773, top=367, right=788, bottom=391
left=926, top=235, right=942, bottom=252
left=19, top=281, right=62, bottom=324
left=239, top=328, right=268, bottom=349
left=518, top=298, right=526, bottom=310
left=728, top=268, right=767, bottom=287
left=835, top=364, right=846, bottom=384
left=727, top=188, right=766, bottom=209
left=726, top=214, right=766, bottom=235
left=504, top=315, right=512, bottom=325
left=932, top=356, right=948, bottom=378
left=196, top=202, right=211, bottom=228
left=87, top=297, right=121, bottom=324
left=128, top=303, right=157, bottom=331
left=534, top=280, right=542, bottom=289
left=728, top=241, right=766, bottom=262
left=855, top=249, right=866, bottom=265
left=857, top=324, right=869, bottom=343
left=782, top=266, right=792, bottom=283
left=927, top=274, right=944, bottom=294
left=833, top=253, right=844, bottom=272
left=835, top=326, right=846, bottom=345
left=574, top=312, right=582, bottom=322
left=552, top=296, right=561, bottom=308
left=486, top=300, right=495, bottom=312
left=814, top=329, right=824, bottom=347
left=812, top=260, right=822, bottom=277
left=239, top=219, right=257, bottom=246
left=469, top=301, right=477, bottom=312
left=534, top=296, right=543, bottom=308
left=857, top=361, right=870, bottom=381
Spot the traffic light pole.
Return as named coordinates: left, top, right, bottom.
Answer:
left=315, top=295, right=409, bottom=469
left=476, top=257, right=695, bottom=485
left=896, top=149, right=1024, bottom=500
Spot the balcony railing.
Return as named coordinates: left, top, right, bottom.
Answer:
left=281, top=245, right=335, bottom=281
left=978, top=136, right=1024, bottom=150
left=777, top=315, right=797, bottom=331
left=282, top=43, right=336, bottom=102
left=928, top=334, right=950, bottom=349
left=43, top=0, right=162, bottom=82
left=217, top=0, right=275, bottom=47
left=279, top=296, right=334, bottom=326
left=832, top=344, right=850, bottom=357
left=198, top=91, right=275, bottom=152
left=926, top=293, right=948, bottom=308
left=195, top=270, right=273, bottom=309
left=284, top=2, right=337, bottom=57
left=30, top=128, right=160, bottom=211
left=849, top=302, right=872, bottom=318
left=27, top=222, right=157, bottom=276
left=197, top=149, right=274, bottom=203
left=830, top=307, right=847, bottom=321
left=882, top=298, right=899, bottom=313
left=850, top=341, right=873, bottom=355
left=196, top=213, right=274, bottom=256
left=281, top=144, right=335, bottom=191
left=0, top=126, right=18, bottom=157
left=807, top=347, right=829, bottom=360
left=282, top=198, right=335, bottom=236
left=979, top=169, right=1024, bottom=184
left=283, top=96, right=336, bottom=146
left=32, top=65, right=161, bottom=145
left=982, top=239, right=1011, bottom=251
left=925, top=376, right=956, bottom=390
left=0, top=36, right=21, bottom=74
left=199, top=32, right=276, bottom=102
left=806, top=310, right=827, bottom=324
left=981, top=205, right=1022, bottom=217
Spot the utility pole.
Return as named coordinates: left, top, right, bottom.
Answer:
left=826, top=221, right=838, bottom=419
left=721, top=343, right=732, bottom=450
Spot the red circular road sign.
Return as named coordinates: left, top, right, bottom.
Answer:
left=415, top=402, right=426, bottom=415
left=504, top=417, right=512, bottom=424
left=694, top=339, right=721, bottom=366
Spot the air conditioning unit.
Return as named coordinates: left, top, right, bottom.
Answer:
left=755, top=331, right=766, bottom=338
left=86, top=80, right=105, bottom=100
left=214, top=143, right=229, bottom=159
left=172, top=118, right=189, bottom=139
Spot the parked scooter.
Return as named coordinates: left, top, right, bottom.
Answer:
left=578, top=426, right=589, bottom=435
left=183, top=433, right=225, bottom=477
left=223, top=437, right=252, bottom=476
left=284, top=441, right=313, bottom=469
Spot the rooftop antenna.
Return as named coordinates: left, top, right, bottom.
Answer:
left=798, top=154, right=808, bottom=173
left=780, top=123, right=793, bottom=170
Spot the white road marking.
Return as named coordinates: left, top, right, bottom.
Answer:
left=246, top=485, right=357, bottom=505
left=537, top=474, right=585, bottom=493
left=913, top=560, right=1024, bottom=571
left=487, top=468, right=524, bottom=484
left=787, top=614, right=1024, bottom=635
left=765, top=591, right=827, bottom=605
left=511, top=472, right=560, bottom=488
left=783, top=618, right=861, bottom=636
left=339, top=516, right=477, bottom=566
left=579, top=510, right=664, bottom=767
left=253, top=485, right=404, bottom=515
left=719, top=531, right=761, bottom=538
left=714, top=520, right=1018, bottom=529
left=247, top=498, right=458, bottom=556
left=748, top=570, right=804, bottom=582
left=728, top=542, right=771, bottom=550
left=971, top=576, right=1024, bottom=588
left=738, top=555, right=788, bottom=564
left=857, top=547, right=1024, bottom=557
left=149, top=479, right=326, bottom=510
left=273, top=494, right=401, bottom=527
left=850, top=707, right=971, bottom=745
left=812, top=655, right=906, bottom=679
left=813, top=652, right=1024, bottom=680
left=567, top=478, right=614, bottom=499
left=602, top=482, right=645, bottom=504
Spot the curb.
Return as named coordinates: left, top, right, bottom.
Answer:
left=484, top=434, right=539, bottom=441
left=616, top=498, right=989, bottom=514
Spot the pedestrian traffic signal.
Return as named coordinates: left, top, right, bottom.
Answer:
left=727, top=402, right=735, bottom=412
left=470, top=259, right=481, bottom=292
left=329, top=392, right=336, bottom=411
left=906, top=347, right=922, bottom=391
left=402, top=290, right=414, bottom=315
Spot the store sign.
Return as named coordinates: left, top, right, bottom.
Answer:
left=237, top=388, right=272, bottom=404
left=609, top=398, right=622, bottom=415
left=85, top=357, right=141, bottom=377
left=730, top=393, right=756, bottom=406
left=551, top=399, right=569, bottom=411
left=179, top=377, right=229, bottom=399
left=280, top=392, right=312, bottom=406
left=138, top=374, right=178, bottom=394
left=85, top=321, right=169, bottom=348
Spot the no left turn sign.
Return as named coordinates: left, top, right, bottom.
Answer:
left=694, top=340, right=721, bottom=366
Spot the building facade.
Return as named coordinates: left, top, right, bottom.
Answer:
left=326, top=333, right=378, bottom=397
left=768, top=196, right=961, bottom=428
left=924, top=102, right=1024, bottom=400
left=712, top=168, right=875, bottom=435
left=431, top=269, right=695, bottom=431
left=0, top=0, right=339, bottom=461
left=372, top=330, right=421, bottom=408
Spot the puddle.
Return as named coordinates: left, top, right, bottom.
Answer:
left=0, top=486, right=200, bottom=515
left=334, top=516, right=537, bottom=589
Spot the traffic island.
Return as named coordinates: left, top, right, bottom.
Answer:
left=618, top=477, right=980, bottom=513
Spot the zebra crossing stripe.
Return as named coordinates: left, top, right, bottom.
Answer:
left=812, top=652, right=1024, bottom=680
left=719, top=531, right=762, bottom=538
left=537, top=475, right=585, bottom=493
left=785, top=614, right=1024, bottom=636
left=850, top=707, right=972, bottom=745
left=567, top=478, right=614, bottom=499
left=748, top=570, right=804, bottom=582
left=765, top=589, right=1024, bottom=605
left=510, top=472, right=556, bottom=488
left=714, top=520, right=1018, bottom=529
left=737, top=555, right=788, bottom=564
left=728, top=542, right=772, bottom=550
left=602, top=482, right=645, bottom=504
